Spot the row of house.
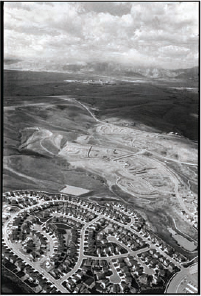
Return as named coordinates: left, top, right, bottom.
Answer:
left=44, top=216, right=80, bottom=280
left=3, top=190, right=189, bottom=294
left=117, top=254, right=178, bottom=292
left=2, top=243, right=59, bottom=293
left=138, top=226, right=187, bottom=263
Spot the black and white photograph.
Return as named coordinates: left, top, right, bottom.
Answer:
left=2, top=2, right=199, bottom=294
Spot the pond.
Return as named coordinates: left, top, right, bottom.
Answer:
left=168, top=227, right=197, bottom=252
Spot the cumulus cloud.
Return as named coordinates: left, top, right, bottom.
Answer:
left=4, top=2, right=198, bottom=69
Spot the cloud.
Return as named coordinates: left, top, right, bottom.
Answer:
left=4, top=2, right=199, bottom=69
left=80, top=2, right=132, bottom=16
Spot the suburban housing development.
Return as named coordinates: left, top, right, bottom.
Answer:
left=2, top=190, right=198, bottom=294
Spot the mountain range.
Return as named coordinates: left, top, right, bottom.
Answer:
left=4, top=58, right=198, bottom=80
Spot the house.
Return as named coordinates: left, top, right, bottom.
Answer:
left=10, top=254, right=17, bottom=264
left=111, top=284, right=120, bottom=293
left=139, top=274, right=148, bottom=285
left=84, top=277, right=95, bottom=289
left=15, top=259, right=25, bottom=271
left=95, top=272, right=105, bottom=281
left=73, top=283, right=82, bottom=293
left=99, top=278, right=110, bottom=289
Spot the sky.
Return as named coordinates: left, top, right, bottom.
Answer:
left=4, top=2, right=199, bottom=70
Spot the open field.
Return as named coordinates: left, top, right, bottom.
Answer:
left=60, top=184, right=91, bottom=196
left=3, top=69, right=198, bottom=263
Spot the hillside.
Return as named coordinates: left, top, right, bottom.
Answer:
left=4, top=59, right=199, bottom=81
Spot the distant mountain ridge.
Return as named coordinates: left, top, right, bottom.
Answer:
left=4, top=58, right=21, bottom=65
left=4, top=58, right=198, bottom=80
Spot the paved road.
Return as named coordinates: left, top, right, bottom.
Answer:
left=60, top=215, right=100, bottom=284
left=65, top=199, right=190, bottom=267
left=2, top=264, right=36, bottom=293
left=3, top=216, right=67, bottom=293
left=165, top=263, right=198, bottom=293
left=63, top=200, right=184, bottom=269
left=106, top=216, right=183, bottom=270
left=109, top=261, right=121, bottom=284
left=3, top=205, right=68, bottom=293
